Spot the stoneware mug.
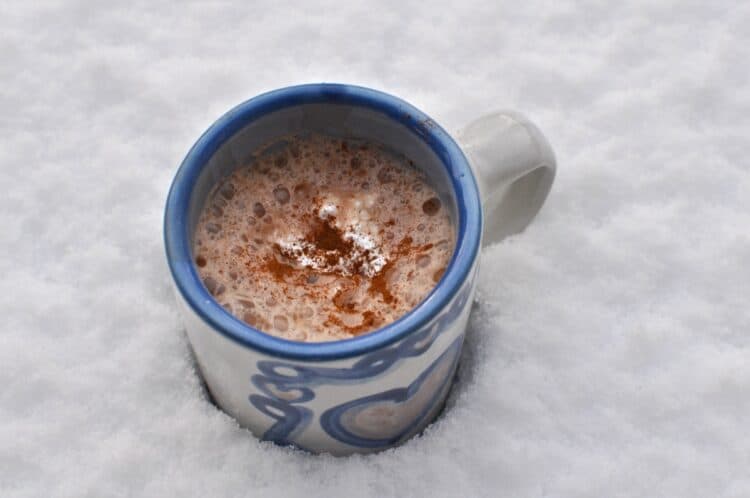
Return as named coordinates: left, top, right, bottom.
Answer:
left=164, top=83, right=555, bottom=455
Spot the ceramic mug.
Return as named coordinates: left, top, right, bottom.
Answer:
left=164, top=83, right=555, bottom=455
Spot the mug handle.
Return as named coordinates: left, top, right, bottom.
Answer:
left=456, top=111, right=556, bottom=246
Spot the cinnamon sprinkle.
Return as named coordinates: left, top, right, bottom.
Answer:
left=262, top=248, right=296, bottom=281
left=193, top=133, right=455, bottom=342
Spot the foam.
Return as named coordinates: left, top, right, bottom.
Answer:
left=193, top=133, right=454, bottom=341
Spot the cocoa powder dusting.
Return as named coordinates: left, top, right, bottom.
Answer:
left=324, top=309, right=380, bottom=335
left=193, top=133, right=455, bottom=342
left=263, top=248, right=296, bottom=281
left=310, top=216, right=351, bottom=253
left=369, top=260, right=396, bottom=304
left=367, top=236, right=414, bottom=303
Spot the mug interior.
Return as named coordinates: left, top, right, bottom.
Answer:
left=188, top=104, right=458, bottom=251
left=165, top=84, right=481, bottom=361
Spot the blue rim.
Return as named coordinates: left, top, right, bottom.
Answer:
left=164, top=83, right=481, bottom=361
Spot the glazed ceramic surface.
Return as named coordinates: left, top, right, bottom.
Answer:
left=164, top=84, right=555, bottom=455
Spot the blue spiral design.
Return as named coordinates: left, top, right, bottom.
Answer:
left=319, top=336, right=463, bottom=449
left=248, top=395, right=313, bottom=446
left=248, top=269, right=474, bottom=447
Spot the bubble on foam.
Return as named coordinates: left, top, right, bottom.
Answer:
left=219, top=182, right=235, bottom=200
left=252, top=202, right=265, bottom=217
left=273, top=315, right=289, bottom=332
left=237, top=298, right=254, bottom=309
left=273, top=185, right=290, bottom=204
left=422, top=197, right=441, bottom=215
left=242, top=310, right=263, bottom=328
left=319, top=200, right=338, bottom=219
left=203, top=276, right=218, bottom=294
left=432, top=268, right=444, bottom=283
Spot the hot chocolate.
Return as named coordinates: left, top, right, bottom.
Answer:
left=193, top=133, right=454, bottom=342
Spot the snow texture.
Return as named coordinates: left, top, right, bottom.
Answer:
left=2, top=1, right=749, bottom=496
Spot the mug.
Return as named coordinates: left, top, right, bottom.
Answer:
left=164, top=83, right=555, bottom=455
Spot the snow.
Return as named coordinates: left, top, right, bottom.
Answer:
left=2, top=1, right=749, bottom=496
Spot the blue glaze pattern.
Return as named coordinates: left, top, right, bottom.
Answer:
left=248, top=270, right=474, bottom=448
left=247, top=395, right=313, bottom=446
left=320, top=336, right=463, bottom=449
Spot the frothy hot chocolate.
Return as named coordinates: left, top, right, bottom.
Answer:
left=193, top=133, right=454, bottom=342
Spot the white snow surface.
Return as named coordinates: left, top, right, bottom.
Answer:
left=2, top=1, right=749, bottom=497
